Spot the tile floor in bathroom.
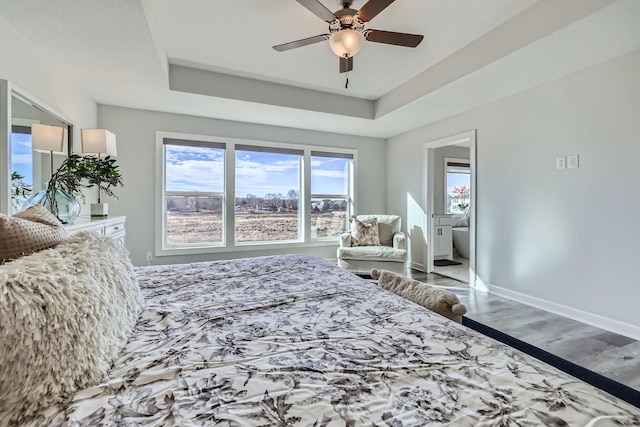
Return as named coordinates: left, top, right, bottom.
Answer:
left=432, top=254, right=469, bottom=283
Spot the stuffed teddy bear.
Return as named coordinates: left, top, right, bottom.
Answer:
left=370, top=269, right=467, bottom=323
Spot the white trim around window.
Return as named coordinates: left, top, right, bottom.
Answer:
left=155, top=131, right=357, bottom=257
left=444, top=157, right=471, bottom=214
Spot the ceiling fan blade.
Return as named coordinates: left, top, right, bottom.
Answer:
left=365, top=30, right=424, bottom=47
left=296, top=0, right=336, bottom=22
left=357, top=0, right=395, bottom=22
left=339, top=56, right=353, bottom=73
left=273, top=34, right=330, bottom=52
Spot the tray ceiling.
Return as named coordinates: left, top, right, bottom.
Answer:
left=0, top=0, right=638, bottom=138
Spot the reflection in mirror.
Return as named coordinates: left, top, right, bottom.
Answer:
left=10, top=93, right=71, bottom=213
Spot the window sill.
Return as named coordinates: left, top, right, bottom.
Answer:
left=156, top=239, right=340, bottom=257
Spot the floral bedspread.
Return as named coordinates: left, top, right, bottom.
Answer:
left=41, top=254, right=639, bottom=426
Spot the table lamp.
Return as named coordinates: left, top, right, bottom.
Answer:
left=31, top=123, right=68, bottom=181
left=81, top=129, right=117, bottom=217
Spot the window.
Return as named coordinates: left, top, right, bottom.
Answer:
left=10, top=127, right=33, bottom=214
left=158, top=132, right=356, bottom=254
left=163, top=138, right=225, bottom=247
left=445, top=158, right=470, bottom=214
left=10, top=127, right=32, bottom=186
left=235, top=145, right=302, bottom=243
left=310, top=151, right=353, bottom=238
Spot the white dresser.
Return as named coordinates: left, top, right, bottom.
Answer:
left=65, top=216, right=126, bottom=246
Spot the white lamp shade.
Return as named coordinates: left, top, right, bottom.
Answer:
left=81, top=129, right=117, bottom=157
left=328, top=29, right=365, bottom=58
left=31, top=124, right=68, bottom=154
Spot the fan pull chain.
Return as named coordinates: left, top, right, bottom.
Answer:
left=345, top=74, right=349, bottom=89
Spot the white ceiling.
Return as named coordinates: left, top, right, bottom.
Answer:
left=153, top=0, right=537, bottom=99
left=0, top=0, right=639, bottom=138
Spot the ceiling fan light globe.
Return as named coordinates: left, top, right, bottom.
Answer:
left=329, top=29, right=364, bottom=58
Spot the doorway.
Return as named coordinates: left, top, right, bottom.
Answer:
left=423, top=130, right=476, bottom=286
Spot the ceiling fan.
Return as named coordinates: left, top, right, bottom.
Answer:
left=273, top=0, right=424, bottom=73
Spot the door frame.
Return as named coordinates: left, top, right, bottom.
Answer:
left=423, top=130, right=477, bottom=287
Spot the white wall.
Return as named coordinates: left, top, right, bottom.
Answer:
left=0, top=14, right=97, bottom=215
left=0, top=14, right=97, bottom=150
left=99, top=105, right=387, bottom=266
left=387, top=49, right=640, bottom=337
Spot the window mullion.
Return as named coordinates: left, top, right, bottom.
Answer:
left=302, top=150, right=311, bottom=243
left=226, top=144, right=235, bottom=248
left=350, top=156, right=356, bottom=218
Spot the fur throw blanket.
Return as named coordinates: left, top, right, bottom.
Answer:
left=0, top=232, right=142, bottom=424
left=370, top=269, right=467, bottom=323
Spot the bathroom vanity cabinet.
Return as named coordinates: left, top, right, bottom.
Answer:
left=432, top=215, right=453, bottom=259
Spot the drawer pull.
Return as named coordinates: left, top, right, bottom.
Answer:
left=113, top=226, right=120, bottom=231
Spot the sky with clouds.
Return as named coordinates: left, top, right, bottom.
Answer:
left=165, top=145, right=349, bottom=197
left=10, top=134, right=32, bottom=184
left=12, top=136, right=350, bottom=197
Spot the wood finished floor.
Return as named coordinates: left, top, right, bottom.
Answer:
left=408, top=270, right=640, bottom=391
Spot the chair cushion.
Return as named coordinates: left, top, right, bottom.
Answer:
left=337, top=245, right=407, bottom=262
left=354, top=215, right=401, bottom=246
left=350, top=217, right=380, bottom=246
left=0, top=204, right=69, bottom=263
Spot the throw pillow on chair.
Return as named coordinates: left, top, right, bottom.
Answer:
left=350, top=217, right=380, bottom=246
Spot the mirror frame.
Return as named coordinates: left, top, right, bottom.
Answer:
left=0, top=79, right=74, bottom=214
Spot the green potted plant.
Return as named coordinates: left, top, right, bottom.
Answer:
left=21, top=154, right=123, bottom=223
left=11, top=171, right=32, bottom=213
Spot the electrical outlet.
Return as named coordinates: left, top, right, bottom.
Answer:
left=556, top=156, right=566, bottom=169
left=567, top=154, right=579, bottom=168
left=145, top=252, right=153, bottom=262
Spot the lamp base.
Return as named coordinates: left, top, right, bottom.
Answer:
left=91, top=203, right=109, bottom=217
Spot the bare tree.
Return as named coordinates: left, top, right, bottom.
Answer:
left=265, top=193, right=278, bottom=210
left=287, top=189, right=299, bottom=210
left=246, top=193, right=257, bottom=209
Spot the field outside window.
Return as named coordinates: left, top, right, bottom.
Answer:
left=310, top=154, right=352, bottom=238
left=164, top=143, right=224, bottom=247
left=235, top=147, right=301, bottom=243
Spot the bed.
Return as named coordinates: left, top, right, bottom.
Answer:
left=1, top=229, right=639, bottom=426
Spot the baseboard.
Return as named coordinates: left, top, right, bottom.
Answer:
left=410, top=261, right=425, bottom=272
left=480, top=282, right=640, bottom=341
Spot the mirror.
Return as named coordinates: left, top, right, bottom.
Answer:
left=8, top=91, right=73, bottom=214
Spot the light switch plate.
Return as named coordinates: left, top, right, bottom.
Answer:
left=567, top=154, right=579, bottom=168
left=556, top=156, right=566, bottom=169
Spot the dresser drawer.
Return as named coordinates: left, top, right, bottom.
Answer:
left=105, top=222, right=125, bottom=237
left=111, top=231, right=126, bottom=247
left=66, top=216, right=126, bottom=247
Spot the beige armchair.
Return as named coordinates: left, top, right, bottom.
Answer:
left=337, top=214, right=408, bottom=275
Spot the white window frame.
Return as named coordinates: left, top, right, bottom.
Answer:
left=155, top=131, right=357, bottom=256
left=159, top=136, right=227, bottom=253
left=309, top=151, right=354, bottom=241
left=444, top=157, right=471, bottom=214
left=233, top=143, right=304, bottom=245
